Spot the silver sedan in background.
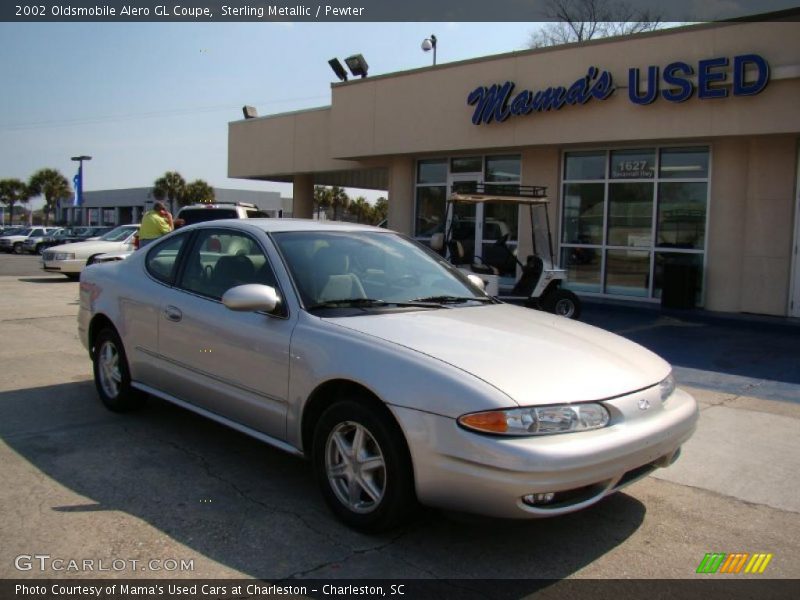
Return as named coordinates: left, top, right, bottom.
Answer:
left=78, top=219, right=697, bottom=531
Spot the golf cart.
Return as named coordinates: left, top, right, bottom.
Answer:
left=431, top=183, right=582, bottom=319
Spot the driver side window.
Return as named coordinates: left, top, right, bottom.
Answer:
left=178, top=229, right=280, bottom=303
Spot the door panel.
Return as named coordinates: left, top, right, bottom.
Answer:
left=155, top=228, right=294, bottom=440
left=157, top=293, right=292, bottom=439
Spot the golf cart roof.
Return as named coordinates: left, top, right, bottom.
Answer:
left=449, top=184, right=549, bottom=205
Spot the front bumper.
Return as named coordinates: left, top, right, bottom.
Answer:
left=391, top=387, right=698, bottom=518
left=42, top=258, right=84, bottom=274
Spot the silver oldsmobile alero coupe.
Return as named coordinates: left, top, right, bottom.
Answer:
left=78, top=219, right=698, bottom=531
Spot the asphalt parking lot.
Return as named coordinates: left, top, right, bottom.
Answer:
left=0, top=253, right=798, bottom=585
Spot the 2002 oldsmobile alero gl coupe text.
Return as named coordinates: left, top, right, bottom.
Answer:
left=78, top=219, right=698, bottom=531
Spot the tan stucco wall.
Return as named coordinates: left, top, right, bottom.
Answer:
left=328, top=21, right=800, bottom=161
left=705, top=136, right=797, bottom=316
left=228, top=108, right=362, bottom=180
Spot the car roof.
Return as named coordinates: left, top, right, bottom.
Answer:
left=184, top=218, right=388, bottom=234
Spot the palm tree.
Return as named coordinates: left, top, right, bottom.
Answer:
left=0, top=179, right=31, bottom=225
left=330, top=186, right=350, bottom=221
left=350, top=196, right=370, bottom=223
left=372, top=197, right=388, bottom=225
left=313, top=186, right=332, bottom=219
left=152, top=171, right=186, bottom=214
left=183, top=179, right=215, bottom=205
left=28, top=169, right=71, bottom=226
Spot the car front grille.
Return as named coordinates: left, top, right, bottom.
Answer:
left=42, top=251, right=55, bottom=261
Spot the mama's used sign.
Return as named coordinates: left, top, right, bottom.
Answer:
left=467, top=54, right=769, bottom=125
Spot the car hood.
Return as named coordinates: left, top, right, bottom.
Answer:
left=47, top=240, right=131, bottom=256
left=324, top=303, right=670, bottom=406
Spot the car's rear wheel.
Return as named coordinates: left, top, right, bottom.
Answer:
left=313, top=400, right=415, bottom=532
left=93, top=328, right=144, bottom=412
left=36, top=244, right=44, bottom=255
left=13, top=242, right=23, bottom=254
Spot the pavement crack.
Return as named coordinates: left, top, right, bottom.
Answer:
left=279, top=529, right=412, bottom=579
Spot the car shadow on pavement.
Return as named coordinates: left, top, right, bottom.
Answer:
left=16, top=277, right=74, bottom=284
left=0, top=381, right=646, bottom=585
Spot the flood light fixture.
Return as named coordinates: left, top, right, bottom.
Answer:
left=344, top=54, right=369, bottom=78
left=328, top=58, right=348, bottom=82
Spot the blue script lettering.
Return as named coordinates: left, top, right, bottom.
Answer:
left=467, top=67, right=614, bottom=125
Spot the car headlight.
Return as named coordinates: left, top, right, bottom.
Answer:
left=659, top=372, right=676, bottom=403
left=458, top=403, right=610, bottom=436
left=53, top=252, right=75, bottom=260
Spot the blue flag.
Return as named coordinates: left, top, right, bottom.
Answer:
left=73, top=170, right=82, bottom=207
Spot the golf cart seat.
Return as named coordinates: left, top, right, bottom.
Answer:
left=511, top=255, right=544, bottom=297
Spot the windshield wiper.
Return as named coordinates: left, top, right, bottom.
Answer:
left=410, top=295, right=493, bottom=304
left=306, top=298, right=446, bottom=311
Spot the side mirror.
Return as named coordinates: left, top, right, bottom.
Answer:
left=430, top=232, right=444, bottom=251
left=467, top=274, right=486, bottom=291
left=222, top=284, right=280, bottom=313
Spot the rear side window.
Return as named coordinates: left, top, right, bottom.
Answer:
left=179, top=209, right=238, bottom=225
left=146, top=232, right=189, bottom=284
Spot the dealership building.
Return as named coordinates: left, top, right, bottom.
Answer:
left=229, top=17, right=800, bottom=318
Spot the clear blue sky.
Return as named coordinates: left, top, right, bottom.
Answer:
left=0, top=22, right=547, bottom=208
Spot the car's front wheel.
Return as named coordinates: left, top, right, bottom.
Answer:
left=13, top=242, right=23, bottom=254
left=313, top=400, right=415, bottom=532
left=93, top=328, right=144, bottom=412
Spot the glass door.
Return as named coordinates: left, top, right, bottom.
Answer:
left=447, top=173, right=482, bottom=265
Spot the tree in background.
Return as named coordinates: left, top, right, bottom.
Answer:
left=349, top=196, right=371, bottom=223
left=0, top=179, right=32, bottom=225
left=329, top=186, right=350, bottom=221
left=28, top=169, right=71, bottom=226
left=372, top=197, right=388, bottom=225
left=183, top=179, right=215, bottom=205
left=313, top=186, right=332, bottom=219
left=152, top=171, right=187, bottom=214
left=528, top=0, right=661, bottom=48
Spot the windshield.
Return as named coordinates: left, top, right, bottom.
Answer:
left=11, top=228, right=33, bottom=236
left=272, top=231, right=488, bottom=311
left=100, top=226, right=136, bottom=242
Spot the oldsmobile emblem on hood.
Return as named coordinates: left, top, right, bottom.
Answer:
left=638, top=397, right=651, bottom=411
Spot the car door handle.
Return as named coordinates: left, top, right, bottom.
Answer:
left=164, top=306, right=183, bottom=322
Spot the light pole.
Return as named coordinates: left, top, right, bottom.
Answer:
left=71, top=155, right=91, bottom=225
left=421, top=34, right=437, bottom=66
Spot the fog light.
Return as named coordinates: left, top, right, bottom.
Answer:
left=522, top=492, right=555, bottom=506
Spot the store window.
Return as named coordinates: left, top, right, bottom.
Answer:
left=415, top=160, right=447, bottom=237
left=560, top=146, right=709, bottom=304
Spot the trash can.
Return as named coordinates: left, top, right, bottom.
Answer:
left=661, top=261, right=698, bottom=309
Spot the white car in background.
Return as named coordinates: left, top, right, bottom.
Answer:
left=0, top=227, right=60, bottom=254
left=42, top=224, right=139, bottom=280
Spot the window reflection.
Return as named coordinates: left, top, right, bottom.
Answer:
left=607, top=182, right=653, bottom=247
left=562, top=183, right=604, bottom=245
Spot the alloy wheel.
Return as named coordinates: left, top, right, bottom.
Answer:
left=325, top=421, right=387, bottom=514
left=98, top=340, right=122, bottom=399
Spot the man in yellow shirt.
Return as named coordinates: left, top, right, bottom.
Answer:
left=139, top=202, right=174, bottom=247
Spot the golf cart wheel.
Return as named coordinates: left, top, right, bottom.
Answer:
left=543, top=289, right=581, bottom=320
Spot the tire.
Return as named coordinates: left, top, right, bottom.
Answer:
left=92, top=327, right=145, bottom=412
left=313, top=400, right=416, bottom=532
left=36, top=244, right=44, bottom=255
left=542, top=288, right=582, bottom=320
left=13, top=243, right=23, bottom=254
